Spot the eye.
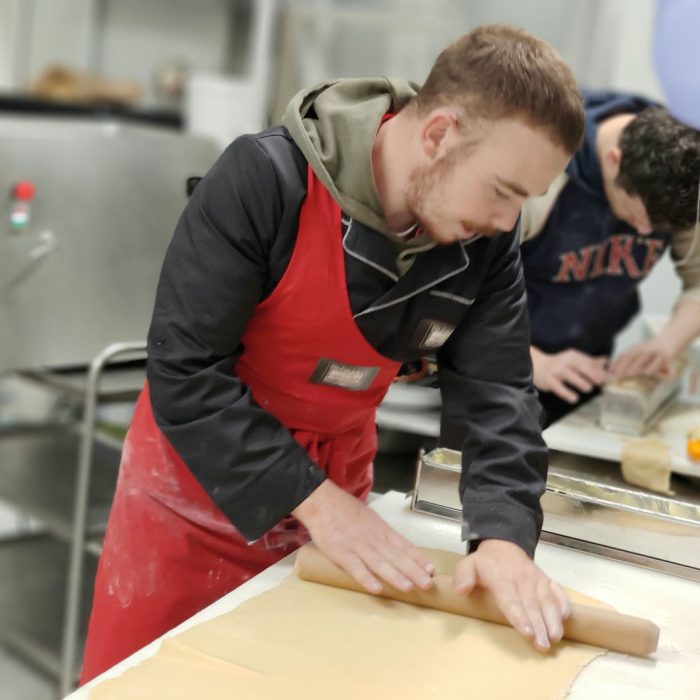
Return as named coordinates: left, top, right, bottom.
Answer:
left=494, top=186, right=510, bottom=200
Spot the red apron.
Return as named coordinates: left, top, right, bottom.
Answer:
left=80, top=167, right=401, bottom=683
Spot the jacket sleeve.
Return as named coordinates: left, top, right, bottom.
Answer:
left=671, top=225, right=700, bottom=304
left=436, top=229, right=547, bottom=558
left=146, top=134, right=327, bottom=542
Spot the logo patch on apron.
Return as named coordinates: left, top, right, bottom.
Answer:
left=309, top=358, right=380, bottom=391
left=412, top=319, right=456, bottom=350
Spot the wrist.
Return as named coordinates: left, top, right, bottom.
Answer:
left=476, top=538, right=528, bottom=558
left=645, top=333, right=682, bottom=363
left=291, top=478, right=330, bottom=524
left=660, top=300, right=700, bottom=356
left=530, top=346, right=546, bottom=362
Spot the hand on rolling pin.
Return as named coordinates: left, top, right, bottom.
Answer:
left=454, top=539, right=570, bottom=652
left=531, top=346, right=610, bottom=403
left=292, top=479, right=435, bottom=595
left=610, top=337, right=676, bottom=379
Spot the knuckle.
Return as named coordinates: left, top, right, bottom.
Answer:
left=372, top=557, right=386, bottom=570
left=499, top=596, right=521, bottom=616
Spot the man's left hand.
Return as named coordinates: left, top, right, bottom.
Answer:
left=453, top=539, right=570, bottom=652
left=610, top=337, right=676, bottom=380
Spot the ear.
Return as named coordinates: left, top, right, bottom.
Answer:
left=420, top=109, right=458, bottom=161
left=605, top=146, right=622, bottom=171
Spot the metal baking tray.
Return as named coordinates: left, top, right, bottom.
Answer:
left=412, top=447, right=700, bottom=581
left=599, top=375, right=681, bottom=435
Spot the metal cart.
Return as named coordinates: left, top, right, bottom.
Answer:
left=0, top=343, right=146, bottom=695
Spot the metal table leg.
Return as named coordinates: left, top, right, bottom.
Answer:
left=59, top=341, right=146, bottom=696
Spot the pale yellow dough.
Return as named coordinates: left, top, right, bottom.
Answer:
left=621, top=436, right=673, bottom=494
left=91, top=549, right=606, bottom=700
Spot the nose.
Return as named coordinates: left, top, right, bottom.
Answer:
left=635, top=220, right=653, bottom=235
left=490, top=205, right=521, bottom=233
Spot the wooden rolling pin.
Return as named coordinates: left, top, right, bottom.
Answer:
left=295, top=546, right=659, bottom=656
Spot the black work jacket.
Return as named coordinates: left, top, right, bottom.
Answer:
left=147, top=127, right=547, bottom=556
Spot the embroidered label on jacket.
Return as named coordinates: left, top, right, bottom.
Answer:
left=309, top=358, right=380, bottom=391
left=413, top=319, right=456, bottom=350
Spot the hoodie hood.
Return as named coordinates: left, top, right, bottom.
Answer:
left=282, top=77, right=418, bottom=234
left=566, top=89, right=660, bottom=199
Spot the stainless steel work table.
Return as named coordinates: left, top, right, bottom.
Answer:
left=66, top=491, right=700, bottom=700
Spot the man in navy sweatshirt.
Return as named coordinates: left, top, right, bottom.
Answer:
left=520, top=91, right=700, bottom=425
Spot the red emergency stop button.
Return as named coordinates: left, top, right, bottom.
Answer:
left=9, top=181, right=35, bottom=230
left=13, top=181, right=36, bottom=201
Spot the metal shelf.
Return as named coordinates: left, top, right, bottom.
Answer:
left=18, top=364, right=145, bottom=404
left=0, top=534, right=96, bottom=680
left=376, top=404, right=440, bottom=437
left=0, top=428, right=120, bottom=543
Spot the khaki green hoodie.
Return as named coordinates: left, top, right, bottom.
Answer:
left=282, top=77, right=422, bottom=241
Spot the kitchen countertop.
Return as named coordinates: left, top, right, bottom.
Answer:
left=66, top=491, right=700, bottom=700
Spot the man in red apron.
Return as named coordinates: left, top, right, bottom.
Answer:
left=81, top=25, right=584, bottom=682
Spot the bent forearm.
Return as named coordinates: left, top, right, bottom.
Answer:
left=660, top=299, right=700, bottom=356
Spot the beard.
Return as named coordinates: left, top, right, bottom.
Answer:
left=405, top=154, right=497, bottom=242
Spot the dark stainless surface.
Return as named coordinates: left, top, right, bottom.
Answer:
left=0, top=426, right=121, bottom=541
left=19, top=364, right=145, bottom=404
left=0, top=535, right=96, bottom=680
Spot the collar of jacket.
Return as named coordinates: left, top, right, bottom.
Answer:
left=343, top=222, right=481, bottom=318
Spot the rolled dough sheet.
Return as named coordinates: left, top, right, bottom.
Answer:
left=91, top=549, right=607, bottom=700
left=621, top=437, right=673, bottom=494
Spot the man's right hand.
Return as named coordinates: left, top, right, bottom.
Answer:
left=292, top=480, right=435, bottom=594
left=530, top=346, right=610, bottom=403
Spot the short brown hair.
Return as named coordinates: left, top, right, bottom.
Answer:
left=414, top=25, right=584, bottom=154
left=617, top=108, right=700, bottom=233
